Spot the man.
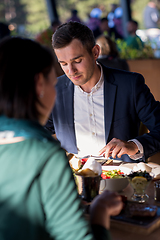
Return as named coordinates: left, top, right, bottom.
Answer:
left=67, top=9, right=82, bottom=23
left=125, top=20, right=144, bottom=50
left=144, top=0, right=160, bottom=29
left=93, top=17, right=123, bottom=40
left=47, top=21, right=160, bottom=163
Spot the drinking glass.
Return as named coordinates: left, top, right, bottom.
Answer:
left=127, top=172, right=154, bottom=203
left=75, top=174, right=101, bottom=202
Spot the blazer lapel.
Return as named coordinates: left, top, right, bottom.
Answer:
left=62, top=81, right=77, bottom=151
left=61, top=67, right=117, bottom=150
left=103, top=69, right=117, bottom=143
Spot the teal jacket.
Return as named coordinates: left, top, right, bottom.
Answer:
left=0, top=116, right=110, bottom=240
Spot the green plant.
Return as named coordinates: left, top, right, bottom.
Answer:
left=116, top=39, right=155, bottom=60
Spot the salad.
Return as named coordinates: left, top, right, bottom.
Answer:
left=101, top=169, right=125, bottom=179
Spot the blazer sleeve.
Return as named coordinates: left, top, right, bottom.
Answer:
left=133, top=73, right=160, bottom=159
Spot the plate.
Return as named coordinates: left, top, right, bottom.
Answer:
left=111, top=203, right=160, bottom=235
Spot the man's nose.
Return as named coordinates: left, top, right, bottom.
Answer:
left=68, top=64, right=77, bottom=75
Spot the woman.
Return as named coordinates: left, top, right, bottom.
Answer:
left=0, top=37, right=122, bottom=240
left=96, top=35, right=129, bottom=71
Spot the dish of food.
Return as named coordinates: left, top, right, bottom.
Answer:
left=69, top=156, right=101, bottom=177
left=99, top=166, right=131, bottom=193
left=101, top=169, right=125, bottom=179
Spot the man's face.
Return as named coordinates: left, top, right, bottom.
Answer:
left=54, top=39, right=98, bottom=87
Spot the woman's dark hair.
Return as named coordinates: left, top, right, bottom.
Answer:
left=52, top=21, right=96, bottom=54
left=0, top=22, right=10, bottom=39
left=0, top=36, right=54, bottom=120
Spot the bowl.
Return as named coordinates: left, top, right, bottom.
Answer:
left=99, top=166, right=131, bottom=193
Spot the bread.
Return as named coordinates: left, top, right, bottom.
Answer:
left=77, top=168, right=98, bottom=177
left=69, top=156, right=81, bottom=171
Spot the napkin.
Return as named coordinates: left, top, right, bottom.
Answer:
left=151, top=167, right=160, bottom=179
left=133, top=162, right=152, bottom=173
left=121, top=162, right=160, bottom=179
left=81, top=157, right=102, bottom=175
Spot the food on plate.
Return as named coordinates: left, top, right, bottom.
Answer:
left=78, top=157, right=102, bottom=177
left=101, top=169, right=125, bottom=179
left=128, top=203, right=157, bottom=217
left=104, top=159, right=113, bottom=165
left=76, top=168, right=99, bottom=177
left=69, top=156, right=89, bottom=171
left=69, top=156, right=102, bottom=177
left=127, top=170, right=153, bottom=195
left=69, top=155, right=82, bottom=171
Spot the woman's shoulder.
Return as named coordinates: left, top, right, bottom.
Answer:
left=20, top=137, right=68, bottom=175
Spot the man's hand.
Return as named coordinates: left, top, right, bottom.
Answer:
left=99, top=138, right=139, bottom=159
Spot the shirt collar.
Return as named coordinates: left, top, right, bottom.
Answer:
left=76, top=62, right=104, bottom=94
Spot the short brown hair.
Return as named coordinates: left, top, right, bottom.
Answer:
left=0, top=37, right=55, bottom=120
left=52, top=21, right=95, bottom=54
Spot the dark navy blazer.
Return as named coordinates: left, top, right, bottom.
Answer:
left=50, top=65, right=160, bottom=162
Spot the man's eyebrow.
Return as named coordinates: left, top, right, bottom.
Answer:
left=58, top=55, right=83, bottom=63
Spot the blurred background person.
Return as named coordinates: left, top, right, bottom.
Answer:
left=0, top=36, right=123, bottom=240
left=93, top=17, right=110, bottom=39
left=93, top=17, right=124, bottom=40
left=143, top=0, right=160, bottom=29
left=86, top=7, right=102, bottom=31
left=125, top=20, right=144, bottom=50
left=67, top=9, right=82, bottom=23
left=113, top=6, right=124, bottom=38
left=107, top=3, right=118, bottom=28
left=96, top=35, right=129, bottom=71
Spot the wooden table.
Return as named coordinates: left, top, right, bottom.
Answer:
left=110, top=181, right=160, bottom=240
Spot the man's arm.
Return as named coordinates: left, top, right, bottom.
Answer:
left=99, top=71, right=160, bottom=160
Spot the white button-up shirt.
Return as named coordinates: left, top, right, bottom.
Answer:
left=74, top=63, right=143, bottom=159
left=74, top=65, right=105, bottom=157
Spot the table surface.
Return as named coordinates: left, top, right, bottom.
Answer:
left=110, top=180, right=160, bottom=240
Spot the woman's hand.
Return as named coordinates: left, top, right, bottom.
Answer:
left=90, top=190, right=123, bottom=229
